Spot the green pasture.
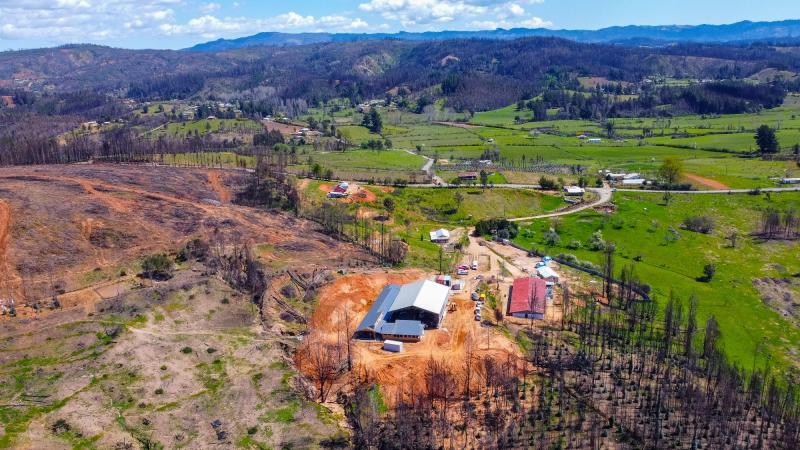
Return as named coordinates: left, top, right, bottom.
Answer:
left=514, top=191, right=800, bottom=374
left=149, top=118, right=260, bottom=138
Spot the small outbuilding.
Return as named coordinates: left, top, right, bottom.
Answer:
left=536, top=265, right=561, bottom=285
left=383, top=340, right=404, bottom=352
left=564, top=186, right=585, bottom=196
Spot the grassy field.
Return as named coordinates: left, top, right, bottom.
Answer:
left=158, top=151, right=256, bottom=168
left=646, top=129, right=800, bottom=153
left=149, top=118, right=261, bottom=138
left=514, top=191, right=800, bottom=374
left=337, top=125, right=381, bottom=144
left=300, top=149, right=425, bottom=171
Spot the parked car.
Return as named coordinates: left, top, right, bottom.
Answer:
left=471, top=292, right=479, bottom=301
left=474, top=315, right=482, bottom=321
left=471, top=260, right=478, bottom=270
left=457, top=268, right=469, bottom=276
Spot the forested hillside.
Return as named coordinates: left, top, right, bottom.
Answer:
left=2, top=38, right=799, bottom=112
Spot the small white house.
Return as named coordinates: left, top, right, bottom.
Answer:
left=564, top=186, right=585, bottom=196
left=587, top=138, right=602, bottom=143
left=779, top=178, right=800, bottom=185
left=383, top=340, right=403, bottom=353
left=429, top=228, right=450, bottom=243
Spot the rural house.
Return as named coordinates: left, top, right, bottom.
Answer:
left=355, top=280, right=450, bottom=342
left=508, top=277, right=548, bottom=319
left=327, top=182, right=349, bottom=199
left=457, top=172, right=479, bottom=181
left=429, top=228, right=450, bottom=243
left=564, top=186, right=585, bottom=196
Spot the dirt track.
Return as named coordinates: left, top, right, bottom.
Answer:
left=684, top=172, right=731, bottom=190
left=207, top=169, right=232, bottom=203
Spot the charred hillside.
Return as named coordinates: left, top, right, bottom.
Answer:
left=1, top=38, right=799, bottom=111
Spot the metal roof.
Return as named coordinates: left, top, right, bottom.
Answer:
left=388, top=280, right=450, bottom=315
left=378, top=320, right=424, bottom=337
left=509, top=277, right=547, bottom=315
left=537, top=266, right=560, bottom=280
left=355, top=284, right=400, bottom=333
left=429, top=229, right=450, bottom=240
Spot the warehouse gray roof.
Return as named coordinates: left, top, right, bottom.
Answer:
left=355, top=284, right=400, bottom=333
left=387, top=280, right=450, bottom=315
left=378, top=320, right=424, bottom=337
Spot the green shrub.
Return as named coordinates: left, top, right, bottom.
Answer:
left=141, top=254, right=174, bottom=280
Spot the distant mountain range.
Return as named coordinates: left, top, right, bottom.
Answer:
left=187, top=19, right=800, bottom=52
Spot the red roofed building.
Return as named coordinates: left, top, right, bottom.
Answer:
left=508, top=277, right=547, bottom=319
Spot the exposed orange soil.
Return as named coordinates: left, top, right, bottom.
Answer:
left=0, top=164, right=368, bottom=318
left=262, top=119, right=302, bottom=136
left=301, top=270, right=523, bottom=405
left=0, top=200, right=21, bottom=298
left=684, top=173, right=730, bottom=190
left=76, top=178, right=133, bottom=213
left=351, top=188, right=377, bottom=203
left=206, top=170, right=232, bottom=203
left=318, top=183, right=377, bottom=203
left=378, top=186, right=395, bottom=193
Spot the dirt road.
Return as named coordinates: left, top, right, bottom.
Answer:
left=509, top=185, right=613, bottom=222
left=0, top=200, right=19, bottom=295
left=207, top=170, right=232, bottom=203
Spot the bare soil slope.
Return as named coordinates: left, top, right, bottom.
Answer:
left=0, top=164, right=358, bottom=317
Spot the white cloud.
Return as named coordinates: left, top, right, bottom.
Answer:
left=358, top=0, right=549, bottom=29
left=0, top=0, right=182, bottom=41
left=200, top=2, right=221, bottom=14
left=0, top=0, right=551, bottom=46
left=159, top=12, right=370, bottom=39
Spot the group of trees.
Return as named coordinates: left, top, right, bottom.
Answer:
left=361, top=108, right=383, bottom=133
left=474, top=218, right=520, bottom=239
left=300, top=201, right=409, bottom=265
left=758, top=207, right=800, bottom=240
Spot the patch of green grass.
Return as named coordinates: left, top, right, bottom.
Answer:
left=261, top=399, right=300, bottom=424
left=196, top=358, right=228, bottom=395
left=299, top=149, right=424, bottom=171
left=337, top=125, right=380, bottom=144
left=368, top=385, right=388, bottom=414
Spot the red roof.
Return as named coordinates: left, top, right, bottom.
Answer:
left=332, top=185, right=348, bottom=194
left=509, top=277, right=547, bottom=315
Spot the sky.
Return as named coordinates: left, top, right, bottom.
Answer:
left=0, top=0, right=798, bottom=50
